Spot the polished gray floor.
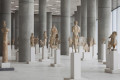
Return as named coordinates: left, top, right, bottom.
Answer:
left=0, top=55, right=120, bottom=80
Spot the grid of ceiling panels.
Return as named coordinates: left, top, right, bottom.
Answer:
left=11, top=0, right=81, bottom=15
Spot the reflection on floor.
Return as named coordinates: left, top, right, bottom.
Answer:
left=0, top=56, right=120, bottom=80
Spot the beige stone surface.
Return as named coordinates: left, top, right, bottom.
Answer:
left=30, top=33, right=34, bottom=47
left=72, top=21, right=80, bottom=52
left=1, top=21, right=9, bottom=63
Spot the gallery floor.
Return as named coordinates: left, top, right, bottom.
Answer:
left=0, top=54, right=120, bottom=80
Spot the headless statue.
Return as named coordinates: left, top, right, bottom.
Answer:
left=72, top=21, right=80, bottom=53
left=1, top=21, right=9, bottom=63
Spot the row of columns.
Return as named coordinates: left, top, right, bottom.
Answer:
left=0, top=0, right=115, bottom=62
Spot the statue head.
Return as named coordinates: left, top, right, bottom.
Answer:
left=74, top=21, right=78, bottom=25
left=112, top=31, right=117, bottom=36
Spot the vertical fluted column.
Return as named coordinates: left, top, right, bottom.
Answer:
left=87, top=0, right=96, bottom=44
left=0, top=0, right=11, bottom=56
left=15, top=10, right=19, bottom=49
left=61, top=0, right=71, bottom=55
left=47, top=12, right=52, bottom=47
left=19, top=0, right=34, bottom=62
left=98, top=0, right=112, bottom=61
left=81, top=0, right=87, bottom=38
left=39, top=0, right=47, bottom=41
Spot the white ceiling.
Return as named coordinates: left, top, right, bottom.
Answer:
left=11, top=0, right=81, bottom=15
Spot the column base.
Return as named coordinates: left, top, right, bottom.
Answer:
left=50, top=63, right=63, bottom=67
left=64, top=78, right=88, bottom=80
left=105, top=68, right=120, bottom=73
left=26, top=61, right=38, bottom=64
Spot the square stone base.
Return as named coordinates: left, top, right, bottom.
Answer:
left=105, top=68, right=120, bottom=73
left=50, top=63, right=63, bottom=67
left=64, top=78, right=87, bottom=80
left=0, top=63, right=10, bottom=68
left=0, top=63, right=14, bottom=71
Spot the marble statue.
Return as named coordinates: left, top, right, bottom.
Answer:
left=72, top=21, right=80, bottom=52
left=30, top=33, right=34, bottom=47
left=40, top=31, right=47, bottom=47
left=108, top=32, right=117, bottom=50
left=1, top=21, right=9, bottom=63
left=34, top=36, right=39, bottom=45
left=68, top=37, right=73, bottom=47
left=89, top=38, right=95, bottom=47
left=49, top=25, right=59, bottom=49
left=83, top=43, right=89, bottom=52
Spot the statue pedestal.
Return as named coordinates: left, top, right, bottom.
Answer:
left=90, top=46, right=93, bottom=57
left=0, top=63, right=10, bottom=68
left=49, top=48, right=54, bottom=59
left=11, top=45, right=16, bottom=60
left=16, top=50, right=19, bottom=62
left=8, top=45, right=11, bottom=60
left=27, top=47, right=36, bottom=64
left=39, top=46, right=49, bottom=62
left=35, top=44, right=39, bottom=54
left=105, top=51, right=120, bottom=73
left=0, top=63, right=14, bottom=71
left=106, top=49, right=110, bottom=68
left=51, top=49, right=62, bottom=67
left=93, top=45, right=98, bottom=59
left=69, top=47, right=73, bottom=56
left=78, top=46, right=84, bottom=60
left=64, top=53, right=81, bottom=80
left=101, top=44, right=106, bottom=64
left=83, top=52, right=92, bottom=60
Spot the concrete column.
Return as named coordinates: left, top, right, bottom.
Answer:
left=77, top=6, right=81, bottom=28
left=81, top=0, right=87, bottom=38
left=74, top=11, right=78, bottom=22
left=39, top=0, right=47, bottom=41
left=47, top=12, right=52, bottom=47
left=11, top=13, right=15, bottom=43
left=15, top=10, right=19, bottom=49
left=117, top=0, right=120, bottom=68
left=87, top=0, right=96, bottom=44
left=98, top=0, right=112, bottom=61
left=19, top=0, right=34, bottom=62
left=77, top=6, right=81, bottom=36
left=0, top=0, right=11, bottom=56
left=61, top=0, right=71, bottom=55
